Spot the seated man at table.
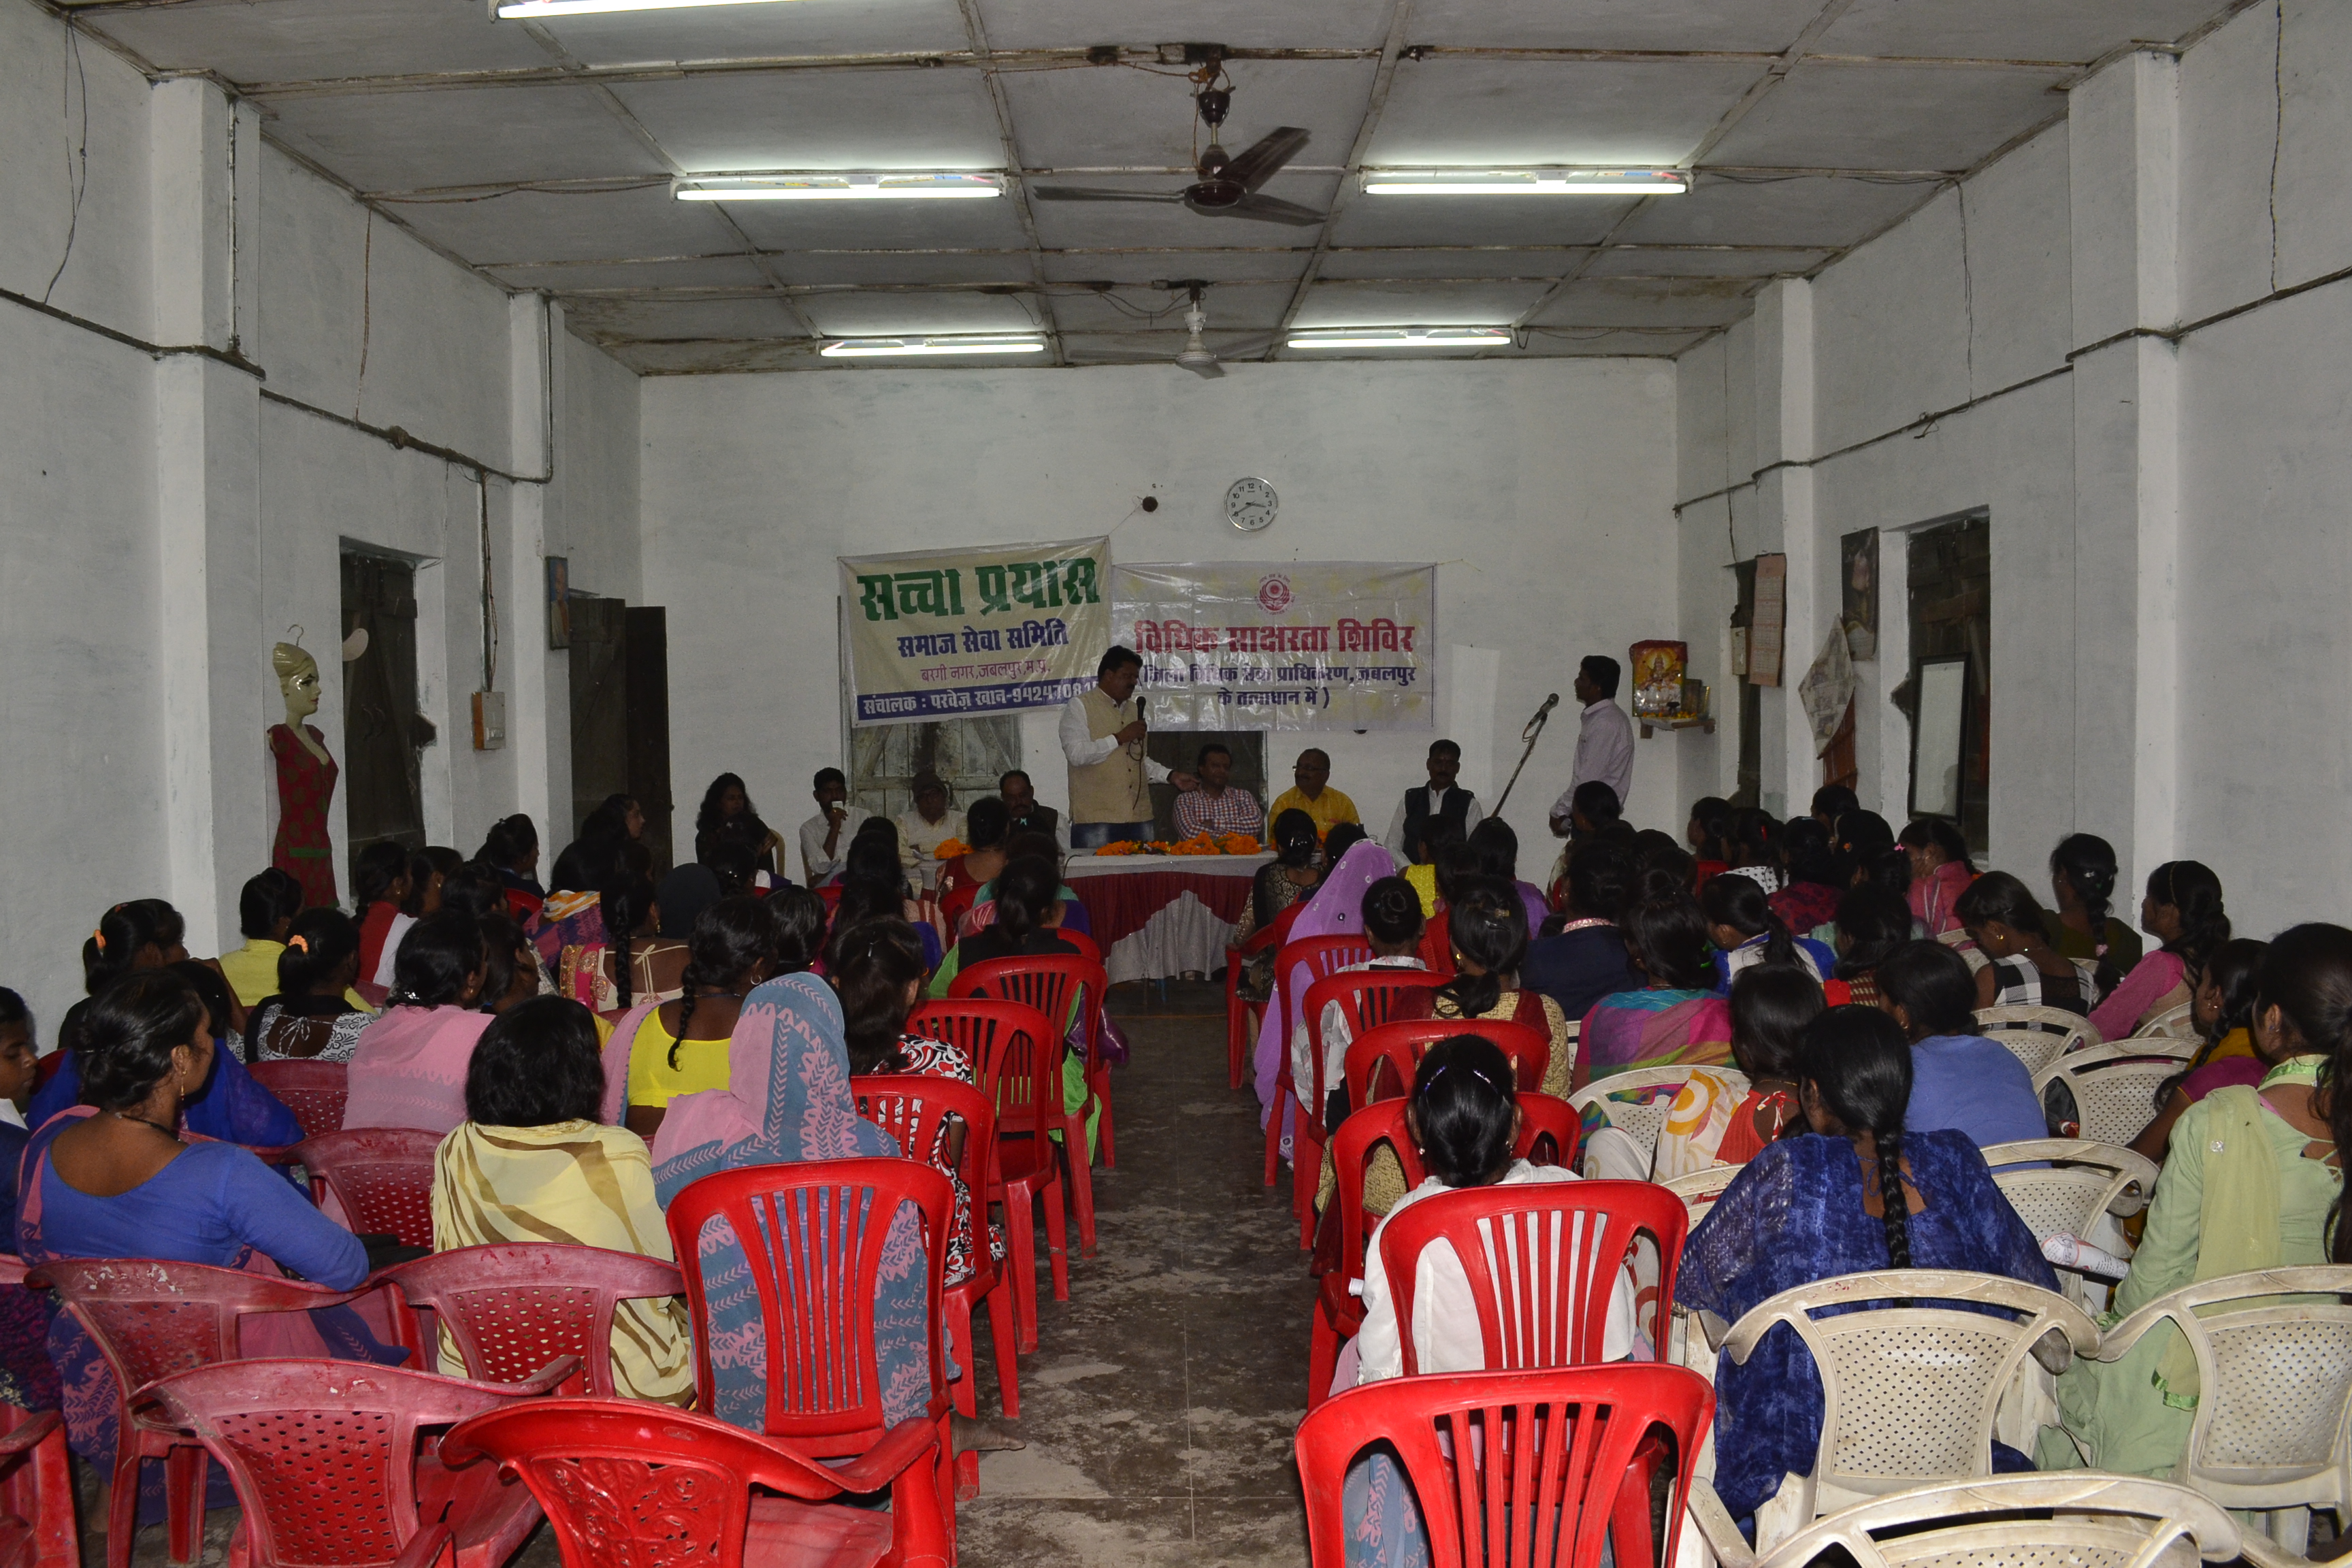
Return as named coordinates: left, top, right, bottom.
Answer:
left=1171, top=743, right=1264, bottom=842
left=1267, top=748, right=1360, bottom=843
left=1383, top=737, right=1484, bottom=864
left=1000, top=769, right=1070, bottom=853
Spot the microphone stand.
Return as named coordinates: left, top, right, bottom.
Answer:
left=1490, top=698, right=1556, bottom=816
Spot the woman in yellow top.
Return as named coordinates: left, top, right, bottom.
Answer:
left=623, top=890, right=822, bottom=1140
left=432, top=995, right=692, bottom=1405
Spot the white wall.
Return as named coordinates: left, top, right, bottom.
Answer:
left=641, top=360, right=1682, bottom=870
left=1673, top=0, right=2352, bottom=939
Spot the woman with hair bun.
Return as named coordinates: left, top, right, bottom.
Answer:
left=1678, top=1005, right=2055, bottom=1529
left=2089, top=862, right=2229, bottom=1043
left=248, top=908, right=369, bottom=1062
left=2045, top=832, right=2142, bottom=973
left=1573, top=892, right=1734, bottom=1090
left=2127, top=938, right=2268, bottom=1163
left=1897, top=817, right=1976, bottom=938
left=342, top=910, right=494, bottom=1134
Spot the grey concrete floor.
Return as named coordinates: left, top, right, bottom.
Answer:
left=86, top=980, right=1314, bottom=1567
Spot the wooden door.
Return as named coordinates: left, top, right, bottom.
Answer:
left=625, top=606, right=674, bottom=872
left=568, top=596, right=630, bottom=853
left=341, top=553, right=427, bottom=863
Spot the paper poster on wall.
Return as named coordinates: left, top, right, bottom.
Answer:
left=1112, top=561, right=1436, bottom=731
left=838, top=536, right=1111, bottom=726
left=1750, top=553, right=1786, bottom=687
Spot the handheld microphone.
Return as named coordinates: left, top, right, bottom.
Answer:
left=1522, top=692, right=1560, bottom=742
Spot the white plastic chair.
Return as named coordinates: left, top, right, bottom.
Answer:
left=2141, top=1001, right=2197, bottom=1040
left=1570, top=1065, right=1700, bottom=1176
left=1663, top=1164, right=1742, bottom=1229
left=1700, top=1269, right=2100, bottom=1540
left=1982, top=1139, right=2157, bottom=1311
left=1687, top=1471, right=2270, bottom=1568
left=1974, top=1005, right=2101, bottom=1075
left=1663, top=1165, right=1746, bottom=1402
left=2030, top=1041, right=2196, bottom=1147
left=2075, top=1265, right=2352, bottom=1554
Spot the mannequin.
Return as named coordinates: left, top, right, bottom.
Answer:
left=270, top=641, right=339, bottom=909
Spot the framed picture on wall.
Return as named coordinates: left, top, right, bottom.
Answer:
left=1841, top=527, right=1879, bottom=661
left=1908, top=653, right=1970, bottom=821
left=546, top=555, right=570, bottom=650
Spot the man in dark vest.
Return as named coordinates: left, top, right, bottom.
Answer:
left=1384, top=738, right=1486, bottom=863
left=999, top=769, right=1067, bottom=852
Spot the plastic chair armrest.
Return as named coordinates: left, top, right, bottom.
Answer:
left=2089, top=1301, right=2181, bottom=1362
left=1697, top=1310, right=1731, bottom=1353
left=390, top=1521, right=455, bottom=1568
left=0, top=1411, right=61, bottom=1460
left=501, top=1356, right=587, bottom=1397
left=616, top=1261, right=685, bottom=1298
left=803, top=1416, right=941, bottom=1496
left=1686, top=1480, right=1756, bottom=1568
left=2235, top=1531, right=2314, bottom=1568
left=1240, top=924, right=1279, bottom=956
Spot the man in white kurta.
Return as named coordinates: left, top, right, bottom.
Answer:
left=1548, top=655, right=1635, bottom=836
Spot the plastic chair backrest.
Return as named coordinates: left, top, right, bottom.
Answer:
left=1567, top=1067, right=1697, bottom=1169
left=949, top=953, right=1107, bottom=1064
left=905, top=998, right=1045, bottom=1103
left=1345, top=1017, right=1552, bottom=1109
left=1329, top=1101, right=1428, bottom=1303
left=1718, top=1269, right=2100, bottom=1507
left=1272, top=937, right=1376, bottom=1073
left=1296, top=1366, right=1716, bottom=1568
left=1980, top=1139, right=2159, bottom=1247
left=291, top=1128, right=442, bottom=1249
left=374, top=1243, right=685, bottom=1396
left=26, top=1259, right=369, bottom=1405
left=1301, top=970, right=1446, bottom=1110
left=664, top=1158, right=953, bottom=1446
left=1514, top=1092, right=1581, bottom=1169
left=1729, top=1473, right=2244, bottom=1568
left=1055, top=929, right=1102, bottom=964
left=245, top=1060, right=349, bottom=1141
left=1661, top=1164, right=1742, bottom=1227
left=2141, top=1002, right=2198, bottom=1040
left=2029, top=1041, right=2196, bottom=1146
left=1974, top=1005, right=2100, bottom=1074
left=1382, top=1179, right=1688, bottom=1371
left=141, top=1357, right=562, bottom=1568
left=851, top=1073, right=998, bottom=1226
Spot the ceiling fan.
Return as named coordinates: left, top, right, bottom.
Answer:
left=1032, top=76, right=1325, bottom=228
left=1169, top=282, right=1271, bottom=378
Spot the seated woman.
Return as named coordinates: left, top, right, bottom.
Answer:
left=1258, top=838, right=1399, bottom=1132
left=1957, top=872, right=2106, bottom=1016
left=1687, top=796, right=1735, bottom=890
left=531, top=838, right=627, bottom=985
left=832, top=827, right=943, bottom=972
left=1230, top=810, right=1321, bottom=1002
left=54, top=900, right=190, bottom=1068
left=1676, top=1004, right=2057, bottom=1534
left=1523, top=839, right=1639, bottom=1024
left=1899, top=817, right=1976, bottom=938
left=1465, top=818, right=1549, bottom=936
left=1703, top=872, right=1835, bottom=988
left=247, top=908, right=370, bottom=1062
left=831, top=918, right=998, bottom=1290
left=581, top=875, right=687, bottom=1015
left=1826, top=885, right=1911, bottom=1010
left=0, top=990, right=46, bottom=1416
left=1767, top=818, right=1844, bottom=938
left=342, top=911, right=494, bottom=1134
left=956, top=831, right=1093, bottom=942
left=353, top=842, right=415, bottom=1009
left=2128, top=938, right=2268, bottom=1163
left=476, top=813, right=546, bottom=920
left=1719, top=807, right=1786, bottom=895
left=2091, top=862, right=2228, bottom=1043
left=1574, top=887, right=1733, bottom=1090
left=1292, top=876, right=1427, bottom=1134
left=1873, top=940, right=2048, bottom=1148
left=220, top=868, right=304, bottom=1013
left=2046, top=833, right=2142, bottom=975
left=1654, top=963, right=1819, bottom=1179
left=1823, top=811, right=1912, bottom=948
left=20, top=972, right=394, bottom=1514
left=430, top=994, right=691, bottom=1405
left=2038, top=923, right=2346, bottom=1477
left=622, top=894, right=794, bottom=1141
left=936, top=798, right=1010, bottom=936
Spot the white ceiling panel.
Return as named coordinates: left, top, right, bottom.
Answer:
left=1317, top=248, right=1588, bottom=280
left=563, top=294, right=813, bottom=340
left=378, top=183, right=742, bottom=265
left=999, top=59, right=1377, bottom=169
left=265, top=85, right=666, bottom=191
left=1326, top=192, right=1633, bottom=248
left=1403, top=0, right=1821, bottom=53
left=979, top=0, right=1394, bottom=53
left=760, top=251, right=1037, bottom=285
left=796, top=291, right=1049, bottom=334
left=1583, top=246, right=1831, bottom=278
left=1705, top=63, right=2074, bottom=172
left=1292, top=279, right=1553, bottom=327
left=610, top=68, right=1007, bottom=170
left=81, top=0, right=551, bottom=86
left=1049, top=281, right=1295, bottom=331
left=1530, top=276, right=1763, bottom=328
left=1367, top=58, right=1765, bottom=165
left=1026, top=172, right=1342, bottom=249
left=504, top=257, right=774, bottom=293
left=1041, top=248, right=1310, bottom=284
left=716, top=192, right=1036, bottom=250
left=1611, top=172, right=1933, bottom=247
left=1813, top=0, right=2231, bottom=65
left=532, top=0, right=970, bottom=67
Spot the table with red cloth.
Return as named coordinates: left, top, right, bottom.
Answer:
left=1062, top=851, right=1274, bottom=984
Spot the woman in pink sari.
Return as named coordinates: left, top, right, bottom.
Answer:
left=342, top=910, right=495, bottom=1133
left=1254, top=834, right=1397, bottom=1161
left=1573, top=891, right=1733, bottom=1092
left=1899, top=817, right=1976, bottom=938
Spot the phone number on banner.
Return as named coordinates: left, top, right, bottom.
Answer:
left=856, top=675, right=1095, bottom=722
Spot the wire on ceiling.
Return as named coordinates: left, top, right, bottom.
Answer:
left=39, top=14, right=88, bottom=307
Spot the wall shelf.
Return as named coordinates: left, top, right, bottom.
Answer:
left=1638, top=717, right=1716, bottom=738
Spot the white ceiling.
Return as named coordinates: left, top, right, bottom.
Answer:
left=64, top=0, right=2244, bottom=373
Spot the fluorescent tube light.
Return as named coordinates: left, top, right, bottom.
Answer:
left=821, top=336, right=1047, bottom=359
left=1361, top=168, right=1687, bottom=196
left=672, top=173, right=1002, bottom=202
left=1287, top=327, right=1512, bottom=350
left=497, top=0, right=798, bottom=18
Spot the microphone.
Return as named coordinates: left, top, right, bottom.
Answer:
left=1522, top=692, right=1560, bottom=742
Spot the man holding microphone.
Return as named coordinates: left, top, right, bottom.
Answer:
left=1060, top=646, right=1199, bottom=849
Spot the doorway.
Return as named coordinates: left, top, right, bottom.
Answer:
left=342, top=551, right=429, bottom=867
left=851, top=720, right=1025, bottom=825
left=568, top=598, right=676, bottom=872
left=1904, top=513, right=1991, bottom=853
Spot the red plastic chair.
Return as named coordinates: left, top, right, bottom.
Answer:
left=442, top=1396, right=951, bottom=1568
left=293, top=1128, right=441, bottom=1248
left=25, top=1258, right=380, bottom=1568
left=1055, top=928, right=1103, bottom=965
left=140, top=1356, right=576, bottom=1568
left=1224, top=923, right=1279, bottom=1089
left=852, top=1074, right=1021, bottom=1433
left=246, top=1060, right=349, bottom=1141
left=1292, top=970, right=1447, bottom=1245
left=0, top=1262, right=74, bottom=1568
left=908, top=998, right=1066, bottom=1350
left=1296, top=1365, right=1716, bottom=1568
left=1262, top=936, right=1375, bottom=1192
left=949, top=955, right=1109, bottom=1253
left=372, top=1243, right=685, bottom=1398
left=1307, top=1100, right=1428, bottom=1412
left=664, top=1159, right=958, bottom=1548
left=1380, top=1179, right=1690, bottom=1373
left=1343, top=1016, right=1553, bottom=1110
left=1514, top=1091, right=1582, bottom=1170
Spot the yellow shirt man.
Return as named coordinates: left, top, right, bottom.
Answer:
left=1265, top=748, right=1361, bottom=840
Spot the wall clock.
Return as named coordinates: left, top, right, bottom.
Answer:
left=1226, top=476, right=1278, bottom=532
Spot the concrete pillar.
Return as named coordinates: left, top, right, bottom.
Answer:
left=1748, top=278, right=1818, bottom=817
left=151, top=78, right=265, bottom=951
left=2069, top=52, right=2182, bottom=893
left=504, top=295, right=568, bottom=851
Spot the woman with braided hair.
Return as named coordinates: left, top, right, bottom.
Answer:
left=621, top=896, right=786, bottom=1140
left=2089, top=861, right=2230, bottom=1042
left=1677, top=1005, right=2055, bottom=1535
left=2046, top=832, right=2143, bottom=975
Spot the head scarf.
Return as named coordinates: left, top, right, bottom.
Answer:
left=1253, top=840, right=1399, bottom=1136
left=657, top=864, right=724, bottom=941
